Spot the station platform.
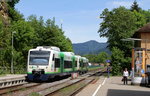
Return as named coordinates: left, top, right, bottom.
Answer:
left=0, top=74, right=26, bottom=81
left=0, top=74, right=27, bottom=83
left=76, top=76, right=150, bottom=96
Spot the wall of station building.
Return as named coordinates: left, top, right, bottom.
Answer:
left=140, top=33, right=150, bottom=65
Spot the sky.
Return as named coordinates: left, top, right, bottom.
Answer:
left=15, top=0, right=150, bottom=43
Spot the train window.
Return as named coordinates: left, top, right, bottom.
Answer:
left=75, top=61, right=77, bottom=67
left=29, top=57, right=49, bottom=65
left=80, top=61, right=83, bottom=67
left=30, top=51, right=50, bottom=56
left=29, top=51, right=50, bottom=65
left=64, top=61, right=72, bottom=68
left=55, top=58, right=60, bottom=68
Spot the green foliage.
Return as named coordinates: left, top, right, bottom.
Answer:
left=0, top=3, right=73, bottom=74
left=27, top=15, right=73, bottom=52
left=111, top=47, right=123, bottom=75
left=11, top=20, right=36, bottom=68
left=7, top=5, right=24, bottom=21
left=7, top=0, right=20, bottom=8
left=84, top=52, right=110, bottom=64
left=99, top=7, right=137, bottom=50
left=98, top=5, right=148, bottom=75
left=0, top=20, right=11, bottom=69
left=140, top=10, right=150, bottom=23
left=133, top=10, right=146, bottom=28
left=97, top=52, right=110, bottom=64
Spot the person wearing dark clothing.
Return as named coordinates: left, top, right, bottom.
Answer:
left=107, top=65, right=110, bottom=78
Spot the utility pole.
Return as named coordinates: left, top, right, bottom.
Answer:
left=11, top=31, right=16, bottom=74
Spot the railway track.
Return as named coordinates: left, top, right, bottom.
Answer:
left=0, top=68, right=106, bottom=96
left=0, top=76, right=71, bottom=96
left=45, top=70, right=105, bottom=96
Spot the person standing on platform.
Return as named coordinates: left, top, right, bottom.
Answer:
left=135, top=57, right=141, bottom=75
left=123, top=68, right=129, bottom=85
left=107, top=65, right=110, bottom=78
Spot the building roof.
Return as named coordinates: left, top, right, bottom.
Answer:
left=136, top=23, right=150, bottom=33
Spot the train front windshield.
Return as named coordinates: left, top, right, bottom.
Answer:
left=29, top=51, right=50, bottom=65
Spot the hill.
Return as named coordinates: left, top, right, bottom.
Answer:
left=73, top=40, right=110, bottom=55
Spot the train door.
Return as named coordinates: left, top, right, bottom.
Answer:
left=72, top=57, right=75, bottom=71
left=60, top=57, right=64, bottom=73
left=51, top=54, right=55, bottom=72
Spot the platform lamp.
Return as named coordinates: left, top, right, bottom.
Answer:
left=11, top=31, right=16, bottom=74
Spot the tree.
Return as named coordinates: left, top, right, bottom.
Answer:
left=7, top=5, right=24, bottom=22
left=7, top=0, right=20, bottom=8
left=84, top=52, right=110, bottom=64
left=27, top=15, right=73, bottom=52
left=140, top=10, right=150, bottom=23
left=111, top=47, right=124, bottom=75
left=96, top=52, right=109, bottom=64
left=133, top=10, right=146, bottom=28
left=98, top=7, right=137, bottom=51
left=98, top=6, right=147, bottom=75
left=11, top=20, right=36, bottom=68
left=0, top=1, right=73, bottom=74
left=130, top=0, right=141, bottom=12
left=27, top=15, right=45, bottom=46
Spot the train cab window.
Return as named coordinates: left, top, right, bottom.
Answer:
left=55, top=58, right=60, bottom=68
left=29, top=51, right=50, bottom=65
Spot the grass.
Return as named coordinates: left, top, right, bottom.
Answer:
left=28, top=92, right=42, bottom=96
left=88, top=66, right=104, bottom=71
left=52, top=80, right=86, bottom=96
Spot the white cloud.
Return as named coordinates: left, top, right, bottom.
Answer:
left=112, top=1, right=132, bottom=7
left=106, top=1, right=133, bottom=9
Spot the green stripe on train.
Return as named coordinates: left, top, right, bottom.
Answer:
left=27, top=72, right=32, bottom=74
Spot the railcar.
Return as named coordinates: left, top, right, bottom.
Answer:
left=79, top=57, right=89, bottom=74
left=27, top=46, right=88, bottom=81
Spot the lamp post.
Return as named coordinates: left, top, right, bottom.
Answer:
left=60, top=19, right=63, bottom=30
left=11, top=31, right=16, bottom=74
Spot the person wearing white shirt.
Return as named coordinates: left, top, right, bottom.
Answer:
left=123, top=68, right=129, bottom=85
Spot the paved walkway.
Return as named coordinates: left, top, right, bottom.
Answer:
left=76, top=76, right=150, bottom=96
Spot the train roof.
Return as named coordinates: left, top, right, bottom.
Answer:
left=75, top=55, right=81, bottom=57
left=61, top=52, right=75, bottom=57
left=29, top=46, right=60, bottom=52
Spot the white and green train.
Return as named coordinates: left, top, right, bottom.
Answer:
left=27, top=46, right=88, bottom=81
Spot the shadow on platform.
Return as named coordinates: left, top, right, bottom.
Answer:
left=107, top=89, right=150, bottom=96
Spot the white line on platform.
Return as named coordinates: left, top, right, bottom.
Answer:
left=102, top=78, right=107, bottom=85
left=92, top=78, right=107, bottom=96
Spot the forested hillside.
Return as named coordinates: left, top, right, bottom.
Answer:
left=73, top=40, right=110, bottom=55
